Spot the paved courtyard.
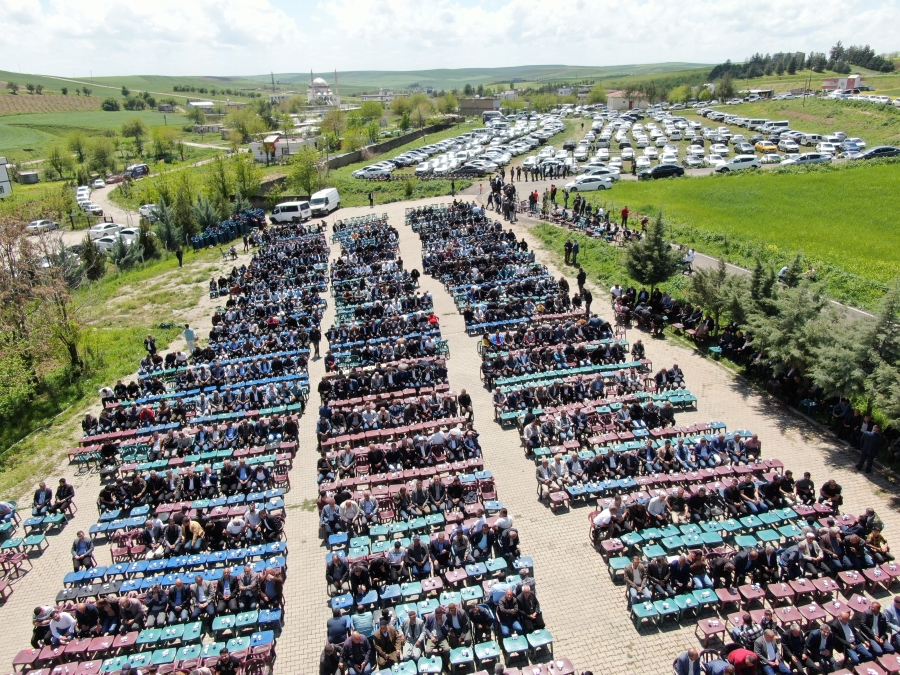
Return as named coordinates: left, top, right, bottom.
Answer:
left=1, top=193, right=898, bottom=675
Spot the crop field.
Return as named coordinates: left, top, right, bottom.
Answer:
left=0, top=93, right=101, bottom=116
left=579, top=162, right=900, bottom=308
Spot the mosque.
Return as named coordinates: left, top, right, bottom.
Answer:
left=307, top=72, right=340, bottom=106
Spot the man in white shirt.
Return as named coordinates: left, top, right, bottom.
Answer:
left=647, top=490, right=670, bottom=526
left=494, top=508, right=514, bottom=533
left=339, top=499, right=361, bottom=533
left=49, top=610, right=76, bottom=645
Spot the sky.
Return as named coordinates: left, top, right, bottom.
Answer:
left=1, top=0, right=898, bottom=77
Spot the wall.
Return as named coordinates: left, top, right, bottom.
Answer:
left=323, top=122, right=456, bottom=170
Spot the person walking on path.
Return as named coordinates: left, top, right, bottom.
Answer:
left=576, top=267, right=587, bottom=293
left=183, top=324, right=196, bottom=356
left=857, top=425, right=885, bottom=473
left=572, top=239, right=580, bottom=266
left=145, top=334, right=156, bottom=356
left=621, top=205, right=630, bottom=227
left=309, top=325, right=322, bottom=358
left=242, top=233, right=249, bottom=252
left=451, top=180, right=456, bottom=197
left=175, top=246, right=183, bottom=267
left=582, top=288, right=593, bottom=317
left=368, top=192, right=375, bottom=208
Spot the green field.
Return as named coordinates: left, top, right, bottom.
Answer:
left=0, top=110, right=189, bottom=160
left=698, top=98, right=900, bottom=146
left=577, top=162, right=900, bottom=308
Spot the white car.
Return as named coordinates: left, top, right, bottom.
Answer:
left=715, top=155, right=760, bottom=173
left=635, top=156, right=652, bottom=169
left=26, top=219, right=60, bottom=233
left=139, top=204, right=158, bottom=220
left=846, top=137, right=867, bottom=149
left=663, top=144, right=679, bottom=156
left=116, top=228, right=142, bottom=244
left=414, top=162, right=433, bottom=176
left=92, top=178, right=106, bottom=189
left=816, top=142, right=837, bottom=154
left=686, top=145, right=705, bottom=156
left=711, top=143, right=730, bottom=156
left=352, top=165, right=392, bottom=178
left=781, top=152, right=832, bottom=166
left=95, top=235, right=129, bottom=253
left=704, top=154, right=726, bottom=167
left=596, top=149, right=610, bottom=161
left=655, top=137, right=669, bottom=147
left=621, top=147, right=635, bottom=160
left=659, top=154, right=679, bottom=166
left=581, top=167, right=621, bottom=181
left=573, top=148, right=589, bottom=161
left=88, top=223, right=122, bottom=240
left=760, top=153, right=784, bottom=165
left=643, top=147, right=659, bottom=159
left=80, top=202, right=104, bottom=216
left=565, top=175, right=613, bottom=192
left=777, top=140, right=799, bottom=153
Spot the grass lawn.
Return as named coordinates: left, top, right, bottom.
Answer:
left=578, top=161, right=900, bottom=308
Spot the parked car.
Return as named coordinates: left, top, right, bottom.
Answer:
left=755, top=141, right=777, bottom=153
left=26, top=219, right=60, bottom=233
left=581, top=167, right=621, bottom=181
left=637, top=164, right=685, bottom=180
left=80, top=202, right=104, bottom=216
left=760, top=153, right=784, bottom=165
left=88, top=223, right=122, bottom=240
left=116, top=228, right=142, bottom=244
left=139, top=204, right=158, bottom=220
left=95, top=235, right=128, bottom=253
left=454, top=165, right=486, bottom=177
left=815, top=142, right=837, bottom=154
left=777, top=140, right=799, bottom=152
left=92, top=178, right=106, bottom=189
left=565, top=175, right=613, bottom=192
left=715, top=155, right=760, bottom=173
left=852, top=145, right=900, bottom=160
left=780, top=152, right=832, bottom=166
left=704, top=154, right=726, bottom=168
left=635, top=156, right=652, bottom=169
left=682, top=155, right=704, bottom=169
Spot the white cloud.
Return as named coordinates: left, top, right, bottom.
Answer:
left=0, top=0, right=897, bottom=76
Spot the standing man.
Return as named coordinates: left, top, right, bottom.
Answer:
left=564, top=238, right=572, bottom=265
left=621, top=205, right=630, bottom=227
left=175, top=246, right=183, bottom=267
left=309, top=324, right=322, bottom=358
left=183, top=324, right=196, bottom=355
left=576, top=267, right=586, bottom=293
left=572, top=239, right=580, bottom=266
left=144, top=334, right=156, bottom=356
left=856, top=424, right=885, bottom=473
left=582, top=288, right=593, bottom=318
left=368, top=191, right=374, bottom=208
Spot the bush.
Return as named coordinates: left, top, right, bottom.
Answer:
left=404, top=179, right=415, bottom=198
left=101, top=97, right=121, bottom=111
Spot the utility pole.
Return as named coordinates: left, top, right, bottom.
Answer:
left=271, top=72, right=275, bottom=93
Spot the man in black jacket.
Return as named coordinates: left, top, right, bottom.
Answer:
left=517, top=585, right=545, bottom=633
left=805, top=624, right=836, bottom=673
left=50, top=478, right=75, bottom=514
left=830, top=612, right=873, bottom=664
left=781, top=624, right=816, bottom=675
left=857, top=602, right=897, bottom=657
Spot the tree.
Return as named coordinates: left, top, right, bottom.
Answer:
left=153, top=198, right=182, bottom=251
left=358, top=101, right=384, bottom=124
left=781, top=252, right=804, bottom=288
left=750, top=258, right=777, bottom=303
left=47, top=144, right=74, bottom=179
left=121, top=86, right=130, bottom=97
left=205, top=156, right=233, bottom=218
left=668, top=84, right=692, bottom=104
left=61, top=87, right=68, bottom=96
left=109, top=234, right=143, bottom=271
left=320, top=108, right=346, bottom=138
left=151, top=126, right=177, bottom=159
left=172, top=171, right=197, bottom=239
left=390, top=96, right=411, bottom=117
left=137, top=222, right=159, bottom=260
left=440, top=92, right=459, bottom=114
left=787, top=57, right=797, bottom=75
left=121, top=118, right=149, bottom=156
left=398, top=112, right=411, bottom=131
left=717, top=73, right=736, bottom=99
left=6, top=81, right=18, bottom=94
left=226, top=108, right=266, bottom=142
left=34, top=84, right=43, bottom=95
left=225, top=130, right=243, bottom=154
left=286, top=145, right=323, bottom=197
left=81, top=87, right=92, bottom=96
left=623, top=212, right=679, bottom=294
left=191, top=195, right=219, bottom=233
left=25, top=83, right=35, bottom=94
left=698, top=88, right=712, bottom=102
left=88, top=137, right=116, bottom=174
left=365, top=121, right=381, bottom=143
left=343, top=126, right=368, bottom=151
left=411, top=102, right=431, bottom=129
left=185, top=106, right=207, bottom=125
left=587, top=85, right=607, bottom=104
left=101, top=97, right=120, bottom=111
left=233, top=153, right=262, bottom=199
left=687, top=258, right=735, bottom=333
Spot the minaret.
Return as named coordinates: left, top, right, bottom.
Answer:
left=334, top=69, right=340, bottom=106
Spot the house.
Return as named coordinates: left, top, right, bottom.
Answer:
left=186, top=100, right=215, bottom=114
left=822, top=74, right=865, bottom=92
left=458, top=97, right=501, bottom=116
left=192, top=124, right=225, bottom=134
left=498, top=90, right=518, bottom=100
left=557, top=86, right=573, bottom=97
left=248, top=135, right=316, bottom=162
left=269, top=93, right=293, bottom=104
left=606, top=90, right=650, bottom=111
left=361, top=88, right=395, bottom=104
left=157, top=103, right=174, bottom=113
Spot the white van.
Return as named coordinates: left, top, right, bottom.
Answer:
left=270, top=200, right=311, bottom=224
left=310, top=188, right=340, bottom=216
left=747, top=119, right=769, bottom=131
left=800, top=133, right=823, bottom=147
left=763, top=120, right=790, bottom=132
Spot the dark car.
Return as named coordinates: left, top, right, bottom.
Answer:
left=454, top=165, right=486, bottom=177
left=618, top=140, right=633, bottom=149
left=853, top=146, right=900, bottom=160
left=562, top=140, right=577, bottom=150
left=638, top=164, right=685, bottom=180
